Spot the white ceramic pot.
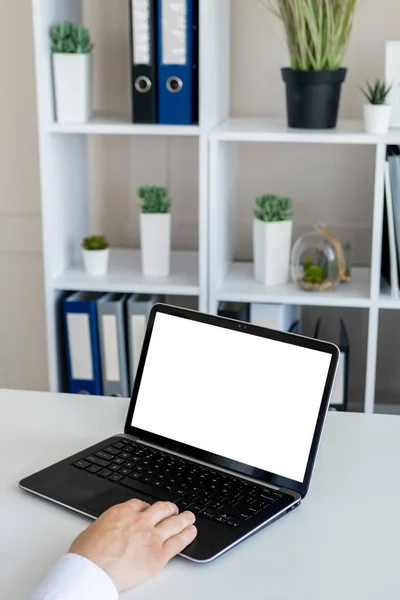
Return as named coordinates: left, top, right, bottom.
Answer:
left=140, top=213, right=171, bottom=276
left=82, top=248, right=110, bottom=276
left=53, top=53, right=92, bottom=123
left=363, top=104, right=392, bottom=134
left=253, top=219, right=293, bottom=286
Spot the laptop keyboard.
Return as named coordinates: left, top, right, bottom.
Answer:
left=73, top=437, right=284, bottom=529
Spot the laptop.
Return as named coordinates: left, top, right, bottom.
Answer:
left=19, top=303, right=339, bottom=563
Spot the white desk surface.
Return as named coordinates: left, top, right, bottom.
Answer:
left=2, top=389, right=400, bottom=599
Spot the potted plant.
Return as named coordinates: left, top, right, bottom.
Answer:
left=361, top=79, right=393, bottom=135
left=82, top=235, right=110, bottom=276
left=261, top=0, right=358, bottom=129
left=50, top=20, right=94, bottom=123
left=253, top=194, right=293, bottom=286
left=138, top=186, right=171, bottom=277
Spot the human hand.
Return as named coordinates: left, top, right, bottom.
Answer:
left=69, top=499, right=197, bottom=592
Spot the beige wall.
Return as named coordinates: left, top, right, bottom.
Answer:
left=1, top=0, right=399, bottom=407
left=0, top=0, right=47, bottom=390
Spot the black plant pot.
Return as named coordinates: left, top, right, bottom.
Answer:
left=281, top=68, right=347, bottom=129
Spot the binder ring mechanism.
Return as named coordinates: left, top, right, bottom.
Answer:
left=166, top=76, right=183, bottom=93
left=135, top=76, right=152, bottom=93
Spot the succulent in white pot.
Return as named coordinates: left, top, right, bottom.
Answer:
left=253, top=194, right=293, bottom=287
left=362, top=79, right=393, bottom=135
left=82, top=235, right=110, bottom=276
left=50, top=20, right=94, bottom=123
left=139, top=186, right=171, bottom=277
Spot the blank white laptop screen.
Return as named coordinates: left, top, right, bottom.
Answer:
left=131, top=312, right=332, bottom=483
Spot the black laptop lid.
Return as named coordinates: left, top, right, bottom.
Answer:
left=125, top=304, right=339, bottom=497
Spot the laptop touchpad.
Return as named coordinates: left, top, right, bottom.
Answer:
left=80, top=488, right=154, bottom=516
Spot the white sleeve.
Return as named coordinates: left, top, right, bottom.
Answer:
left=30, top=553, right=119, bottom=600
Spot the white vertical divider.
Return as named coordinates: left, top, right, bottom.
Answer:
left=199, top=0, right=231, bottom=312
left=209, top=140, right=236, bottom=314
left=33, top=0, right=89, bottom=391
left=365, top=143, right=386, bottom=413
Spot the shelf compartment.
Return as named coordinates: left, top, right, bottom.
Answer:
left=53, top=249, right=199, bottom=295
left=379, top=276, right=400, bottom=309
left=211, top=118, right=400, bottom=145
left=48, top=113, right=201, bottom=137
left=216, top=263, right=371, bottom=308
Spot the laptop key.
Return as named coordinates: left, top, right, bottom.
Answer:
left=119, top=468, right=131, bottom=476
left=201, top=509, right=216, bottom=520
left=86, top=455, right=110, bottom=468
left=177, top=499, right=192, bottom=509
left=95, top=451, right=114, bottom=461
left=214, top=515, right=227, bottom=524
left=103, top=446, right=121, bottom=456
left=247, top=506, right=262, bottom=515
left=221, top=506, right=252, bottom=520
left=87, top=464, right=102, bottom=474
left=260, top=493, right=276, bottom=502
left=98, top=469, right=113, bottom=478
left=227, top=519, right=240, bottom=529
left=208, top=502, right=223, bottom=510
left=73, top=460, right=90, bottom=470
left=112, top=457, right=124, bottom=465
left=109, top=464, right=121, bottom=472
left=192, top=504, right=205, bottom=514
left=120, top=452, right=131, bottom=460
left=112, top=442, right=125, bottom=450
left=108, top=473, right=124, bottom=482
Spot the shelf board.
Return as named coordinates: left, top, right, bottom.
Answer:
left=216, top=263, right=371, bottom=308
left=48, top=113, right=201, bottom=136
left=53, top=249, right=199, bottom=295
left=211, top=117, right=400, bottom=145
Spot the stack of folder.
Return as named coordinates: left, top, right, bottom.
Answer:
left=382, top=146, right=400, bottom=298
left=129, top=0, right=199, bottom=125
left=63, top=292, right=163, bottom=398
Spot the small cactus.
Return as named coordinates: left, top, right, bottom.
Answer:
left=50, top=21, right=94, bottom=54
left=138, top=186, right=171, bottom=214
left=254, top=194, right=293, bottom=223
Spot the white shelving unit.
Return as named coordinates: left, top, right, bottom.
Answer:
left=32, top=0, right=230, bottom=393
left=209, top=120, right=400, bottom=414
left=32, top=1, right=400, bottom=412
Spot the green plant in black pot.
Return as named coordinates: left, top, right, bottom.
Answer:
left=260, top=0, right=358, bottom=129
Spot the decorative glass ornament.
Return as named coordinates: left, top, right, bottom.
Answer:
left=291, top=225, right=350, bottom=292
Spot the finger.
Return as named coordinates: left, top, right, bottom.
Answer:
left=144, top=501, right=178, bottom=526
left=156, top=511, right=196, bottom=541
left=125, top=498, right=150, bottom=513
left=163, top=524, right=197, bottom=559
